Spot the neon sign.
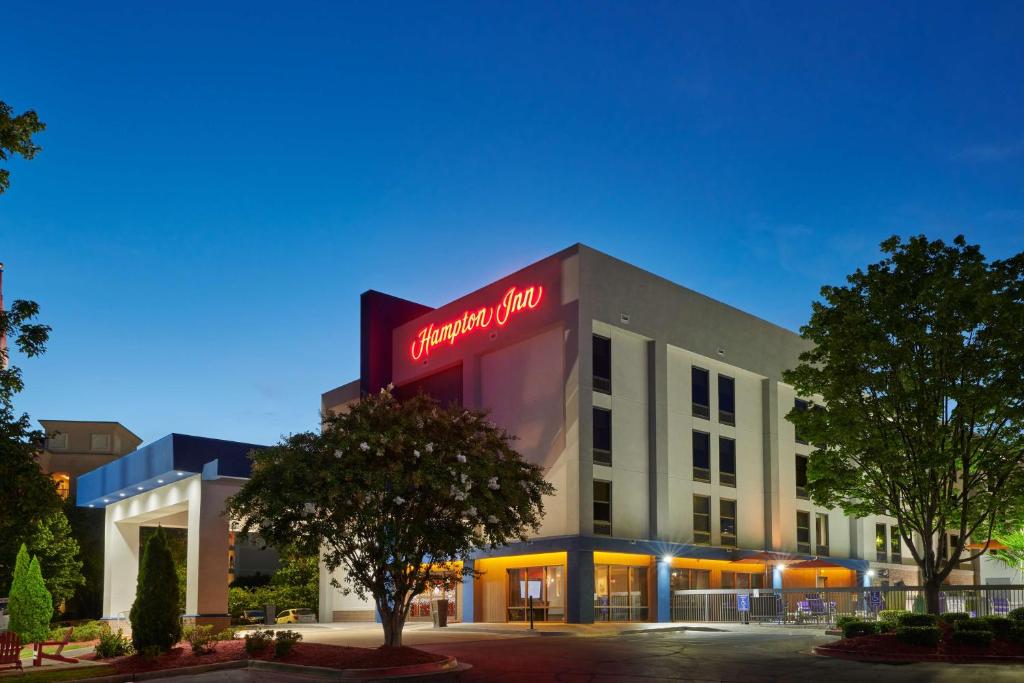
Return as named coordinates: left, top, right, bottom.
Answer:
left=410, top=285, right=544, bottom=361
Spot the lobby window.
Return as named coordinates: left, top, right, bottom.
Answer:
left=722, top=571, right=765, bottom=589
left=816, top=513, right=830, bottom=556
left=720, top=499, right=737, bottom=547
left=47, top=432, right=68, bottom=451
left=693, top=494, right=711, bottom=544
left=796, top=511, right=811, bottom=554
left=91, top=433, right=112, bottom=452
left=594, top=565, right=648, bottom=622
left=718, top=375, right=735, bottom=425
left=692, top=367, right=710, bottom=419
left=719, top=437, right=736, bottom=487
left=508, top=566, right=564, bottom=622
left=875, top=523, right=887, bottom=562
left=51, top=472, right=70, bottom=500
left=594, top=480, right=612, bottom=536
left=795, top=455, right=809, bottom=499
left=794, top=399, right=809, bottom=444
left=890, top=526, right=902, bottom=563
left=593, top=334, right=611, bottom=394
left=671, top=568, right=710, bottom=591
left=692, top=431, right=711, bottom=482
left=593, top=407, right=612, bottom=466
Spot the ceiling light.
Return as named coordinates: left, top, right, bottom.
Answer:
left=118, top=493, right=126, bottom=497
left=137, top=486, right=144, bottom=490
left=157, top=479, right=164, bottom=484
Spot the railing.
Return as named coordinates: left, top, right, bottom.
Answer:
left=670, top=585, right=1024, bottom=623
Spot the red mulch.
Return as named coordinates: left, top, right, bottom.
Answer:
left=821, top=624, right=1024, bottom=662
left=83, top=639, right=446, bottom=674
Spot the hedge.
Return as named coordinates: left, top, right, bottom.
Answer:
left=897, top=613, right=938, bottom=628
left=952, top=629, right=993, bottom=648
left=842, top=620, right=878, bottom=638
left=895, top=625, right=941, bottom=648
left=979, top=616, right=1012, bottom=638
left=940, top=611, right=971, bottom=625
left=955, top=619, right=993, bottom=633
left=1009, top=607, right=1024, bottom=622
left=878, top=609, right=910, bottom=625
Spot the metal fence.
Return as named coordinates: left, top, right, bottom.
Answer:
left=670, top=585, right=1024, bottom=624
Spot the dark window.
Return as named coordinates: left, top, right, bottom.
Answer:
left=719, top=437, right=736, bottom=487
left=594, top=480, right=612, bottom=536
left=721, top=572, right=765, bottom=589
left=692, top=431, right=711, bottom=482
left=593, top=407, right=612, bottom=466
left=693, top=495, right=711, bottom=544
left=718, top=375, right=735, bottom=425
left=794, top=399, right=810, bottom=444
left=796, top=511, right=811, bottom=554
left=721, top=499, right=737, bottom=547
left=671, top=568, right=710, bottom=591
left=890, top=526, right=902, bottom=563
left=692, top=367, right=710, bottom=419
left=795, top=455, right=809, bottom=499
left=875, top=523, right=887, bottom=562
left=593, top=335, right=611, bottom=394
left=815, top=513, right=829, bottom=556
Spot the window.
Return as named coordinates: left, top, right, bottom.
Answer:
left=51, top=473, right=70, bottom=500
left=594, top=565, right=648, bottom=621
left=91, top=433, right=112, bottom=452
left=593, top=407, right=612, bottom=466
left=890, top=526, right=902, bottom=563
left=720, top=499, right=737, bottom=547
left=693, top=494, right=711, bottom=544
left=794, top=399, right=809, bottom=444
left=594, top=480, right=612, bottom=536
left=795, top=455, right=809, bottom=499
left=47, top=433, right=68, bottom=450
left=692, top=431, right=711, bottom=482
left=875, top=523, right=887, bottom=562
left=508, top=566, right=564, bottom=622
left=721, top=572, right=765, bottom=589
left=719, top=437, right=736, bottom=487
left=718, top=375, right=735, bottom=425
left=815, top=513, right=830, bottom=556
left=796, top=511, right=811, bottom=554
left=692, top=367, right=710, bottom=419
left=593, top=335, right=611, bottom=394
left=670, top=568, right=710, bottom=591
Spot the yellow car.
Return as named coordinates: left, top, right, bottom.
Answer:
left=276, top=608, right=316, bottom=624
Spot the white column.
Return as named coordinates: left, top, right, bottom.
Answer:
left=185, top=480, right=232, bottom=627
left=103, top=513, right=140, bottom=619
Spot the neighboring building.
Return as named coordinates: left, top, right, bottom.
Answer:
left=38, top=420, right=142, bottom=500
left=320, top=244, right=971, bottom=624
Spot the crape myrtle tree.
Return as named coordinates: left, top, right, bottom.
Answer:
left=0, top=99, right=45, bottom=194
left=227, top=388, right=554, bottom=646
left=785, top=235, right=1024, bottom=614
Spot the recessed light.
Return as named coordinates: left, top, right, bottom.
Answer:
left=103, top=499, right=110, bottom=503
left=177, top=472, right=185, bottom=476
left=157, top=479, right=164, bottom=484
left=118, top=493, right=126, bottom=497
left=88, top=504, right=95, bottom=508
left=137, top=486, right=144, bottom=490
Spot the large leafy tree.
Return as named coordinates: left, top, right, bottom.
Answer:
left=785, top=235, right=1024, bottom=614
left=29, top=509, right=85, bottom=611
left=227, top=389, right=554, bottom=646
left=0, top=100, right=45, bottom=194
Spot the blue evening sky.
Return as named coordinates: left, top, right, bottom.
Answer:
left=2, top=1, right=1022, bottom=446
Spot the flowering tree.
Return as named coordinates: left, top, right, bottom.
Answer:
left=226, top=389, right=554, bottom=646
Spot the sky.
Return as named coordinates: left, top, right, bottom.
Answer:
left=2, top=1, right=1022, bottom=446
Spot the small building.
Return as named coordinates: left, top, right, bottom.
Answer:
left=38, top=420, right=142, bottom=500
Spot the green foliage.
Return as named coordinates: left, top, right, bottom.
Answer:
left=28, top=509, right=85, bottom=610
left=140, top=527, right=187, bottom=615
left=841, top=620, right=877, bottom=638
left=835, top=615, right=859, bottom=629
left=8, top=546, right=54, bottom=643
left=244, top=629, right=274, bottom=655
left=979, top=616, right=1012, bottom=638
left=70, top=621, right=106, bottom=642
left=226, top=389, right=555, bottom=646
left=940, top=611, right=971, bottom=625
left=62, top=505, right=105, bottom=619
left=991, top=529, right=1024, bottom=574
left=273, top=630, right=302, bottom=658
left=94, top=626, right=133, bottom=658
left=952, top=628, right=993, bottom=648
left=139, top=645, right=163, bottom=661
left=897, top=613, right=938, bottom=627
left=783, top=235, right=1024, bottom=611
left=878, top=609, right=910, bottom=626
left=1009, top=607, right=1024, bottom=622
left=896, top=625, right=942, bottom=648
left=1008, top=623, right=1024, bottom=644
left=955, top=618, right=993, bottom=632
left=186, top=625, right=220, bottom=655
left=129, top=527, right=182, bottom=653
left=0, top=100, right=45, bottom=194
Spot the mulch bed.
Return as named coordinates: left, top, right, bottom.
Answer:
left=817, top=624, right=1024, bottom=663
left=83, top=640, right=446, bottom=674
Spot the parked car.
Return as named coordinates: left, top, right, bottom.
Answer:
left=241, top=609, right=266, bottom=625
left=276, top=608, right=316, bottom=624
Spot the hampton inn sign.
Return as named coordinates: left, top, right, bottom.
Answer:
left=409, top=284, right=544, bottom=360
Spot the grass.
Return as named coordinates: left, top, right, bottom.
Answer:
left=19, top=643, right=95, bottom=658
left=2, top=665, right=117, bottom=681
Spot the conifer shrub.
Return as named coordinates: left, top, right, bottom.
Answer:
left=8, top=545, right=54, bottom=643
left=129, top=527, right=182, bottom=653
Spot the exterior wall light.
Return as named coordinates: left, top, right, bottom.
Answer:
left=662, top=554, right=673, bottom=563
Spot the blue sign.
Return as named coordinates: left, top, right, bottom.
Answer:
left=737, top=594, right=750, bottom=612
left=870, top=591, right=882, bottom=607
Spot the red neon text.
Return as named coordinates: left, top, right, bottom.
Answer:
left=410, top=285, right=544, bottom=361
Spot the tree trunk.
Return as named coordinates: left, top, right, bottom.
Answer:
left=379, top=607, right=407, bottom=647
left=923, top=577, right=942, bottom=615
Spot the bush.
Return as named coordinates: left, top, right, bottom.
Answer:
left=139, top=645, right=163, bottom=661
left=71, top=620, right=107, bottom=642
left=835, top=615, right=859, bottom=630
left=980, top=616, right=1012, bottom=638
left=1009, top=607, right=1024, bottom=622
left=129, top=527, right=182, bottom=653
left=955, top=619, right=993, bottom=632
left=940, top=611, right=971, bottom=625
left=952, top=629, right=993, bottom=648
left=274, top=630, right=302, bottom=658
left=187, top=625, right=219, bottom=655
left=94, top=626, right=133, bottom=659
left=1008, top=623, right=1024, bottom=644
left=896, top=625, right=942, bottom=648
left=842, top=620, right=877, bottom=638
left=897, top=613, right=938, bottom=627
left=8, top=545, right=54, bottom=644
left=878, top=609, right=910, bottom=626
left=244, top=629, right=275, bottom=655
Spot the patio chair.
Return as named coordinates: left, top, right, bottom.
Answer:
left=991, top=597, right=1010, bottom=616
left=807, top=597, right=831, bottom=623
left=33, top=627, right=78, bottom=667
left=0, top=631, right=23, bottom=672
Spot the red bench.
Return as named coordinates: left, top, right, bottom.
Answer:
left=0, top=631, right=23, bottom=672
left=33, top=626, right=79, bottom=667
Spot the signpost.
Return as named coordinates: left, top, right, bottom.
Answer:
left=737, top=593, right=750, bottom=624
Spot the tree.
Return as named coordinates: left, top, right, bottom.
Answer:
left=8, top=544, right=53, bottom=643
left=0, top=100, right=45, bottom=195
left=785, top=234, right=1024, bottom=614
left=0, top=294, right=59, bottom=595
left=28, top=509, right=85, bottom=611
left=227, top=389, right=554, bottom=646
left=141, top=526, right=187, bottom=614
left=129, top=527, right=182, bottom=652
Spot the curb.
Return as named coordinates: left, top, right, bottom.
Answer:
left=813, top=645, right=1024, bottom=665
